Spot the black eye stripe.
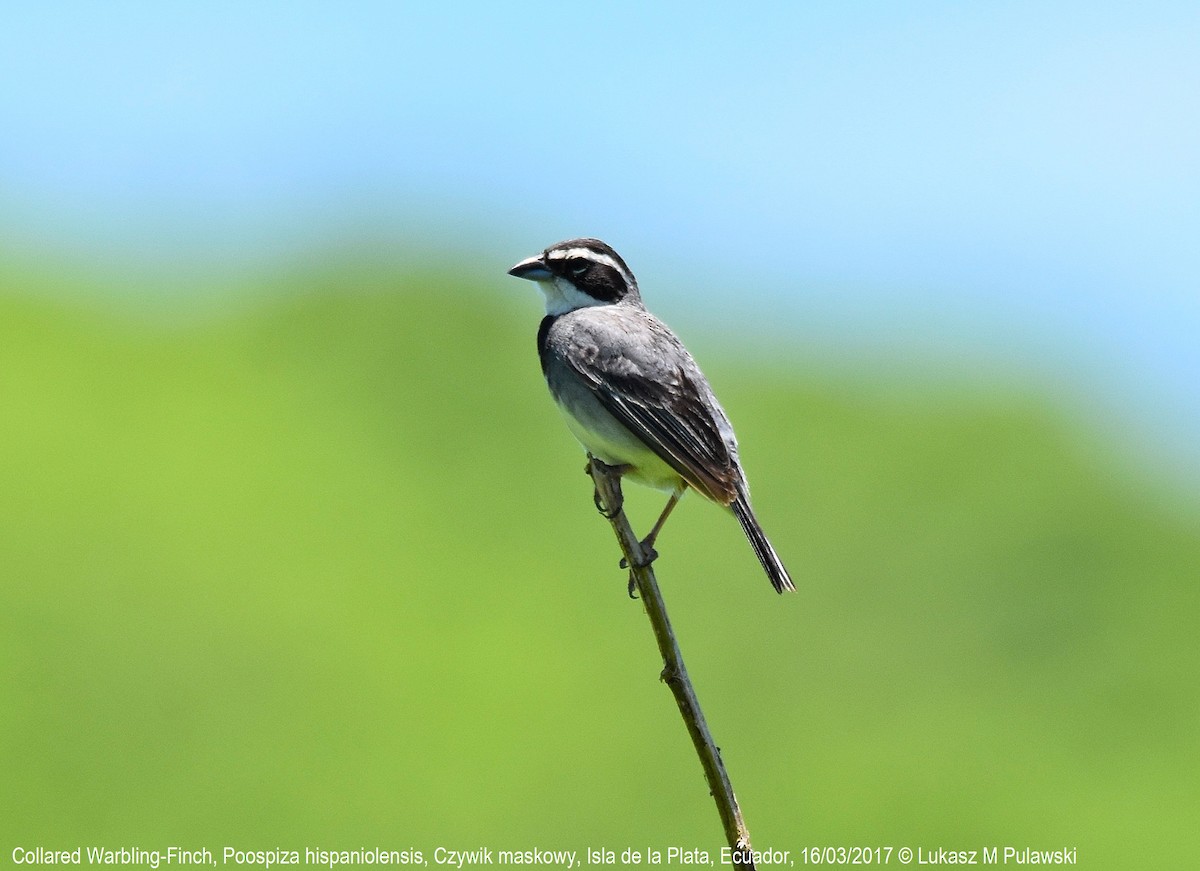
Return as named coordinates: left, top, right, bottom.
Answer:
left=578, top=264, right=622, bottom=302
left=540, top=239, right=638, bottom=302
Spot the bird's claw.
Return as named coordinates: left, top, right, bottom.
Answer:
left=619, top=544, right=659, bottom=570
left=586, top=457, right=624, bottom=518
left=622, top=541, right=659, bottom=597
left=593, top=486, right=622, bottom=519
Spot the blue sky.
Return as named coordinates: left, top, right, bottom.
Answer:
left=2, top=2, right=1197, bottom=477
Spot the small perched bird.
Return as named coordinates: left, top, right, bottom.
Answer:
left=508, top=238, right=795, bottom=594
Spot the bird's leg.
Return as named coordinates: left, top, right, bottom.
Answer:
left=585, top=455, right=631, bottom=519
left=619, top=483, right=687, bottom=570
left=643, top=483, right=687, bottom=553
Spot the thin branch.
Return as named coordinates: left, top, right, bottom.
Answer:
left=587, top=457, right=756, bottom=870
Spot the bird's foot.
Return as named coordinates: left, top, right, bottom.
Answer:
left=585, top=457, right=627, bottom=518
left=619, top=543, right=659, bottom=570
left=593, top=486, right=622, bottom=519
left=622, top=541, right=659, bottom=598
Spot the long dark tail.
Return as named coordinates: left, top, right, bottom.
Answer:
left=731, top=496, right=795, bottom=594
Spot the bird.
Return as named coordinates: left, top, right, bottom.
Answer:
left=508, top=237, right=795, bottom=594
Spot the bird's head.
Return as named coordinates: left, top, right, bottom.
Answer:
left=508, top=238, right=640, bottom=315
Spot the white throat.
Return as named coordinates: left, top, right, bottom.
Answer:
left=538, top=276, right=607, bottom=316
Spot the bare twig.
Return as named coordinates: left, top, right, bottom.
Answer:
left=587, top=456, right=756, bottom=870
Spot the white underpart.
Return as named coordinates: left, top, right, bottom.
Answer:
left=536, top=276, right=607, bottom=316
left=551, top=372, right=684, bottom=492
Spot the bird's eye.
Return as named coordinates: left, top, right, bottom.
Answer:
left=568, top=258, right=590, bottom=277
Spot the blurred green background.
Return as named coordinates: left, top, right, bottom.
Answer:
left=2, top=255, right=1196, bottom=863
left=2, top=3, right=1199, bottom=868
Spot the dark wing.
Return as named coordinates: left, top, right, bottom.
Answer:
left=560, top=317, right=740, bottom=504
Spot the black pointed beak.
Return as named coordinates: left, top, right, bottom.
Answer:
left=508, top=254, right=552, bottom=281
